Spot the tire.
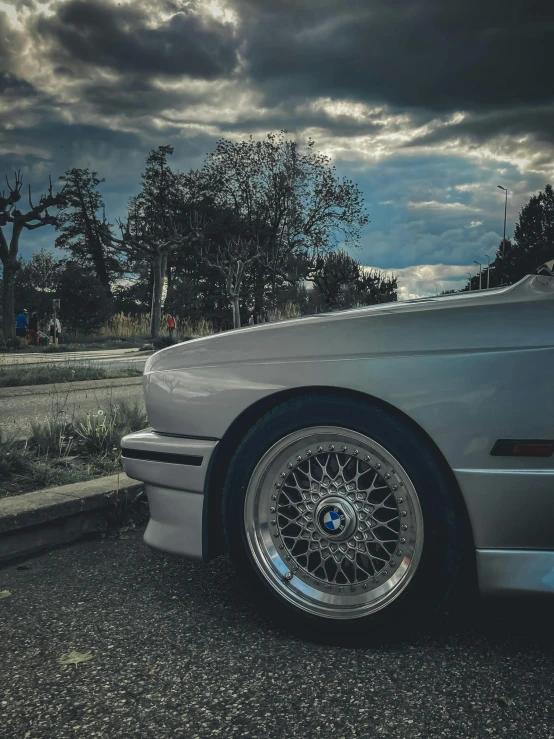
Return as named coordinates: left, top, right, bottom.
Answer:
left=223, top=394, right=467, bottom=645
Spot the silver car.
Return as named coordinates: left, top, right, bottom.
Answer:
left=122, top=270, right=554, bottom=643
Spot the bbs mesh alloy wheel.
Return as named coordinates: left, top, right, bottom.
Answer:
left=223, top=395, right=466, bottom=643
left=245, top=427, right=423, bottom=618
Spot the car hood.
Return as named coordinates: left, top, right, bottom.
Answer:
left=146, top=274, right=554, bottom=373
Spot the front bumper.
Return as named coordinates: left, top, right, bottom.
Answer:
left=121, top=429, right=217, bottom=560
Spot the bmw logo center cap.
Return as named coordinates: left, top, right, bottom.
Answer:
left=320, top=505, right=346, bottom=536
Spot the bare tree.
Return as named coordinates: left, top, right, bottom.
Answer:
left=0, top=171, right=65, bottom=341
left=109, top=209, right=188, bottom=339
left=202, top=235, right=260, bottom=329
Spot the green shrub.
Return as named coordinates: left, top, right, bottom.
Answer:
left=152, top=336, right=177, bottom=350
left=0, top=433, right=31, bottom=478
left=76, top=400, right=147, bottom=457
left=42, top=344, right=71, bottom=353
left=30, top=416, right=76, bottom=457
left=0, top=362, right=141, bottom=388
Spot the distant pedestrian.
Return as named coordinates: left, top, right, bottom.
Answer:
left=49, top=316, right=61, bottom=343
left=15, top=309, right=28, bottom=340
left=167, top=313, right=176, bottom=338
left=28, top=312, right=39, bottom=346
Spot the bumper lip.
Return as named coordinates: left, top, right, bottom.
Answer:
left=121, top=429, right=218, bottom=561
left=121, top=429, right=217, bottom=493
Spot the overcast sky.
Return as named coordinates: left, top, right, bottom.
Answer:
left=1, top=0, right=553, bottom=298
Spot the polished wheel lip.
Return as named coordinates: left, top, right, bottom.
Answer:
left=244, top=426, right=424, bottom=620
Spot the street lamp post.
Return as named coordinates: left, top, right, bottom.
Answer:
left=497, top=185, right=508, bottom=284
left=473, top=261, right=482, bottom=290
left=468, top=272, right=472, bottom=291
left=485, top=254, right=491, bottom=289
left=435, top=283, right=438, bottom=296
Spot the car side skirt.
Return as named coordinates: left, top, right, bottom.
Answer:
left=477, top=550, right=554, bottom=596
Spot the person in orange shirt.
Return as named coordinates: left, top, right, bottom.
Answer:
left=167, top=313, right=176, bottom=338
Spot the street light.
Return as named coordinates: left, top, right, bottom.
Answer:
left=473, top=260, right=482, bottom=290
left=484, top=254, right=490, bottom=288
left=468, top=272, right=472, bottom=291
left=435, top=283, right=438, bottom=296
left=497, top=185, right=508, bottom=284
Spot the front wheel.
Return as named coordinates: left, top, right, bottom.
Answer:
left=223, top=395, right=467, bottom=644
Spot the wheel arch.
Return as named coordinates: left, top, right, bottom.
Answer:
left=202, top=385, right=475, bottom=563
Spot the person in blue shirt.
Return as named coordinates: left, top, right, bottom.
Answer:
left=15, top=309, right=28, bottom=340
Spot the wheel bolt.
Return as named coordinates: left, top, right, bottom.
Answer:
left=284, top=572, right=292, bottom=581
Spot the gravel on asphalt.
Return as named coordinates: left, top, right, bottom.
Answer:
left=1, top=532, right=553, bottom=739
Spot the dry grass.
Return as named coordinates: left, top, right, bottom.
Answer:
left=266, top=302, right=303, bottom=323
left=94, top=313, right=215, bottom=339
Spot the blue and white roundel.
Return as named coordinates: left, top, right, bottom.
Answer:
left=323, top=510, right=341, bottom=531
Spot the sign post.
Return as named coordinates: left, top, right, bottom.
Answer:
left=52, top=299, right=60, bottom=345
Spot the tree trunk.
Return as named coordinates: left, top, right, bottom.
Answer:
left=2, top=263, right=16, bottom=342
left=231, top=294, right=241, bottom=329
left=150, top=253, right=165, bottom=339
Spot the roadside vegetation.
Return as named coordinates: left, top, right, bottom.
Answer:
left=0, top=400, right=147, bottom=498
left=0, top=362, right=142, bottom=388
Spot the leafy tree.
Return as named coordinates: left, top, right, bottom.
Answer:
left=55, top=262, right=112, bottom=335
left=506, top=184, right=554, bottom=282
left=477, top=184, right=554, bottom=291
left=193, top=132, right=369, bottom=321
left=109, top=146, right=192, bottom=338
left=56, top=168, right=119, bottom=291
left=309, top=250, right=397, bottom=310
left=0, top=171, right=65, bottom=341
left=14, top=249, right=63, bottom=323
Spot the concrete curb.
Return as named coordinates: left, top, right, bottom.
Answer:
left=0, top=376, right=143, bottom=399
left=0, top=473, right=144, bottom=563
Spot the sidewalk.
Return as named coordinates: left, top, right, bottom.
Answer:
left=0, top=472, right=143, bottom=562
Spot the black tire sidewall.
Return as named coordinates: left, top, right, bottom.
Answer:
left=223, top=394, right=466, bottom=641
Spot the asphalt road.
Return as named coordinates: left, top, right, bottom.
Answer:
left=1, top=533, right=553, bottom=739
left=0, top=378, right=144, bottom=440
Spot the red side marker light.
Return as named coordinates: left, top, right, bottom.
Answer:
left=491, top=440, right=554, bottom=457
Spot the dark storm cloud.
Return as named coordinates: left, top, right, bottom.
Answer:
left=235, top=0, right=554, bottom=112
left=81, top=77, right=207, bottom=118
left=34, top=0, right=240, bottom=79
left=0, top=9, right=24, bottom=74
left=410, top=106, right=554, bottom=147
